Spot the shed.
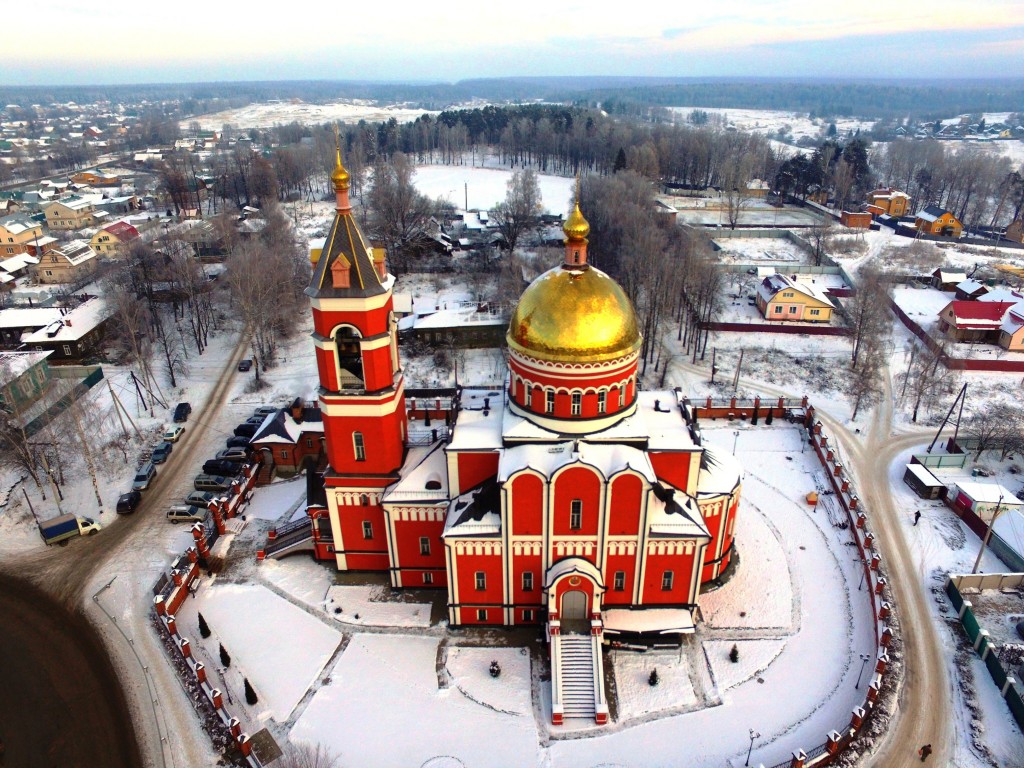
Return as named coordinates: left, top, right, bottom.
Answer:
left=903, top=463, right=946, bottom=500
left=952, top=482, right=1023, bottom=520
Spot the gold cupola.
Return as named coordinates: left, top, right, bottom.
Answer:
left=507, top=263, right=641, bottom=364
left=331, top=146, right=350, bottom=192
left=563, top=201, right=590, bottom=242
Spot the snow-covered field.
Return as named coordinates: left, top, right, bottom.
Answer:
left=413, top=164, right=574, bottom=214
left=712, top=236, right=811, bottom=264
left=185, top=100, right=436, bottom=132
left=668, top=107, right=875, bottom=143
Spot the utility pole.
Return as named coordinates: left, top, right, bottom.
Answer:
left=972, top=495, right=1005, bottom=574
left=733, top=349, right=744, bottom=392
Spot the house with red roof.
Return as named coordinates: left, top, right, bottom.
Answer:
left=90, top=221, right=140, bottom=258
left=937, top=300, right=1019, bottom=346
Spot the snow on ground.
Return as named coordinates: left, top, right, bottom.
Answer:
left=446, top=646, right=532, bottom=716
left=412, top=164, right=575, bottom=214
left=178, top=582, right=342, bottom=723
left=611, top=649, right=698, bottom=720
left=185, top=100, right=436, bottom=132
left=548, top=425, right=876, bottom=767
left=704, top=638, right=789, bottom=692
left=887, top=446, right=1024, bottom=767
left=668, top=107, right=876, bottom=143
left=244, top=477, right=306, bottom=522
left=291, top=634, right=542, bottom=768
left=260, top=556, right=335, bottom=610
left=699, top=475, right=794, bottom=630
left=674, top=198, right=821, bottom=228
left=712, top=236, right=810, bottom=264
left=325, top=584, right=432, bottom=628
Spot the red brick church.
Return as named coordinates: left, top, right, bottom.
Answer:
left=289, top=148, right=743, bottom=723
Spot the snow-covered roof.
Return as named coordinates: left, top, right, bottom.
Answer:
left=0, top=253, right=39, bottom=273
left=756, top=273, right=834, bottom=308
left=0, top=307, right=62, bottom=329
left=917, top=205, right=954, bottom=223
left=447, top=390, right=504, bottom=451
left=956, top=279, right=986, bottom=295
left=443, top=478, right=501, bottom=537
left=933, top=269, right=967, bottom=283
left=250, top=408, right=322, bottom=445
left=22, top=298, right=109, bottom=343
left=696, top=446, right=742, bottom=497
left=904, top=463, right=944, bottom=488
left=413, top=306, right=505, bottom=330
left=497, top=440, right=657, bottom=484
left=392, top=292, right=413, bottom=314
left=384, top=443, right=449, bottom=503
left=603, top=607, right=695, bottom=635
left=942, top=300, right=1014, bottom=329
left=544, top=556, right=604, bottom=589
left=955, top=482, right=1022, bottom=506
left=647, top=489, right=709, bottom=539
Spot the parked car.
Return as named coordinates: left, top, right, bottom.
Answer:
left=151, top=441, right=173, bottom=464
left=202, top=459, right=245, bottom=477
left=225, top=435, right=252, bottom=449
left=132, top=462, right=157, bottom=491
left=166, top=505, right=207, bottom=524
left=194, top=474, right=234, bottom=492
left=162, top=425, right=185, bottom=443
left=217, top=447, right=252, bottom=462
left=237, top=359, right=253, bottom=372
left=116, top=490, right=142, bottom=514
left=252, top=405, right=278, bottom=419
left=184, top=490, right=218, bottom=507
left=233, top=422, right=258, bottom=438
left=172, top=402, right=192, bottom=423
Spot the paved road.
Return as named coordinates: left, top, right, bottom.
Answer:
left=0, top=335, right=249, bottom=768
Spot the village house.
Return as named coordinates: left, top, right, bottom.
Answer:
left=955, top=278, right=988, bottom=301
left=70, top=170, right=120, bottom=187
left=21, top=298, right=111, bottom=363
left=0, top=350, right=52, bottom=414
left=931, top=269, right=968, bottom=291
left=755, top=273, right=835, bottom=323
left=44, top=194, right=99, bottom=231
left=867, top=188, right=912, bottom=218
left=839, top=210, right=872, bottom=229
left=0, top=307, right=64, bottom=348
left=90, top=221, right=140, bottom=258
left=915, top=205, right=963, bottom=238
left=249, top=401, right=325, bottom=480
left=33, top=240, right=97, bottom=285
left=936, top=298, right=1024, bottom=349
left=0, top=214, right=44, bottom=258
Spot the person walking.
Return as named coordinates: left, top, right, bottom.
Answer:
left=918, top=743, right=932, bottom=761
left=913, top=510, right=922, bottom=526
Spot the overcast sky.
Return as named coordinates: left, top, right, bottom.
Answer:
left=5, top=1, right=1024, bottom=85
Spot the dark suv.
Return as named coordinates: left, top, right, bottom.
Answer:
left=172, top=402, right=192, bottom=423
left=116, top=490, right=142, bottom=514
left=202, top=459, right=245, bottom=477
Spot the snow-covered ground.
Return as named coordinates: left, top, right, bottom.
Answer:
left=412, top=165, right=574, bottom=214
left=888, top=447, right=1024, bottom=767
left=712, top=236, right=811, bottom=264
left=185, top=100, right=436, bottom=132
left=668, top=107, right=876, bottom=143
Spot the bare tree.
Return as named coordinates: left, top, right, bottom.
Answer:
left=276, top=743, right=340, bottom=768
left=367, top=152, right=438, bottom=274
left=900, top=338, right=957, bottom=422
left=807, top=216, right=833, bottom=267
left=969, top=402, right=1023, bottom=460
left=847, top=336, right=886, bottom=420
left=491, top=168, right=542, bottom=252
left=845, top=268, right=892, bottom=369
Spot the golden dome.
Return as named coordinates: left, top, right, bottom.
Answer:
left=563, top=202, right=590, bottom=241
left=331, top=147, right=350, bottom=191
left=507, top=265, right=641, bottom=363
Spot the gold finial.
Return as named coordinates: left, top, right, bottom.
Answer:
left=563, top=199, right=590, bottom=242
left=331, top=124, right=350, bottom=192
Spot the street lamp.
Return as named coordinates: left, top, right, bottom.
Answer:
left=732, top=430, right=740, bottom=456
left=855, top=653, right=871, bottom=689
left=745, top=728, right=761, bottom=766
left=856, top=557, right=869, bottom=591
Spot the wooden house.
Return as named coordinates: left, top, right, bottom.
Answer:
left=915, top=205, right=963, bottom=238
left=755, top=274, right=835, bottom=323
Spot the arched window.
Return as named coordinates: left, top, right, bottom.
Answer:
left=597, top=390, right=607, bottom=414
left=360, top=493, right=369, bottom=506
left=545, top=389, right=555, bottom=414
left=571, top=392, right=581, bottom=416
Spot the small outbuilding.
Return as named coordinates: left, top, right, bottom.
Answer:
left=903, top=463, right=946, bottom=500
left=952, top=482, right=1023, bottom=520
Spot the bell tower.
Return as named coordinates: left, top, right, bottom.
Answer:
left=306, top=132, right=406, bottom=571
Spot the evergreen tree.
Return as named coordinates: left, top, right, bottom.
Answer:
left=197, top=613, right=211, bottom=639
left=244, top=678, right=258, bottom=705
left=219, top=643, right=231, bottom=668
left=613, top=147, right=627, bottom=173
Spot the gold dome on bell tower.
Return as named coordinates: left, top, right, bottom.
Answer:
left=563, top=202, right=590, bottom=242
